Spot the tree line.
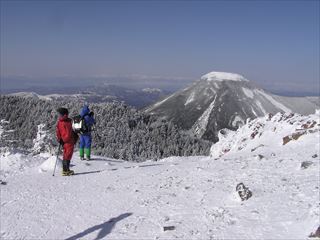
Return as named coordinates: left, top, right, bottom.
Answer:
left=0, top=96, right=211, bottom=161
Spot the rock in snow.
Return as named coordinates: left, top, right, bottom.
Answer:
left=0, top=180, right=7, bottom=185
left=236, top=183, right=252, bottom=201
left=163, top=226, right=176, bottom=231
left=300, top=161, right=314, bottom=169
left=309, top=226, right=320, bottom=238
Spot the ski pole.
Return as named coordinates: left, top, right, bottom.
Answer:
left=52, top=144, right=62, bottom=176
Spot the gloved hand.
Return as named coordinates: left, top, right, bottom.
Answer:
left=89, top=111, right=94, bottom=117
left=59, top=140, right=64, bottom=146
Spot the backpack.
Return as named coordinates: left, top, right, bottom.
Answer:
left=72, top=115, right=88, bottom=134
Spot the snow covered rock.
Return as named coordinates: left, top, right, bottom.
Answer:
left=210, top=111, right=320, bottom=158
left=38, top=156, right=62, bottom=173
left=0, top=150, right=49, bottom=177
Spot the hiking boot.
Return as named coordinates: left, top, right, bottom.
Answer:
left=62, top=170, right=74, bottom=176
left=86, top=156, right=91, bottom=161
left=80, top=156, right=85, bottom=160
left=62, top=160, right=69, bottom=176
left=85, top=148, right=91, bottom=161
left=66, top=161, right=74, bottom=175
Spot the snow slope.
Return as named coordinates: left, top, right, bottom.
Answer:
left=210, top=111, right=320, bottom=159
left=1, top=110, right=319, bottom=239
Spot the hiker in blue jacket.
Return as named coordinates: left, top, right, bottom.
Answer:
left=79, top=105, right=95, bottom=160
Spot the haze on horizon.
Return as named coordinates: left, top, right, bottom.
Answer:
left=0, top=1, right=319, bottom=95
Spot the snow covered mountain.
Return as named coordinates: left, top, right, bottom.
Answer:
left=1, top=111, right=319, bottom=239
left=146, top=71, right=319, bottom=141
left=6, top=85, right=169, bottom=108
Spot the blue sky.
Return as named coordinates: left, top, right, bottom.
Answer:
left=1, top=0, right=319, bottom=94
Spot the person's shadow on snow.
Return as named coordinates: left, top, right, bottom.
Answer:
left=65, top=213, right=133, bottom=240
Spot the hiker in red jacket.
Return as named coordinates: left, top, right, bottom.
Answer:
left=56, top=108, right=78, bottom=176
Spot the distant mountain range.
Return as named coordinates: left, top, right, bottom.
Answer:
left=4, top=71, right=319, bottom=142
left=146, top=71, right=319, bottom=142
left=6, top=85, right=171, bottom=108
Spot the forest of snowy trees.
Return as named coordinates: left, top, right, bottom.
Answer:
left=0, top=96, right=211, bottom=161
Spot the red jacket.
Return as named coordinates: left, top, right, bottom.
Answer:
left=56, top=115, right=78, bottom=144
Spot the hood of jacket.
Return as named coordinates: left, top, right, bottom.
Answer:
left=80, top=105, right=90, bottom=117
left=59, top=114, right=69, bottom=121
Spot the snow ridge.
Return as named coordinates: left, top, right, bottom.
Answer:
left=210, top=111, right=320, bottom=158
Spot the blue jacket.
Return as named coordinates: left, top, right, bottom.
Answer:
left=80, top=105, right=95, bottom=133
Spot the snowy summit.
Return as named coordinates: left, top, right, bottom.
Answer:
left=201, top=71, right=249, bottom=82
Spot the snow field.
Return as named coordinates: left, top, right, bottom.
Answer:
left=1, top=146, right=319, bottom=239
left=1, top=112, right=319, bottom=239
